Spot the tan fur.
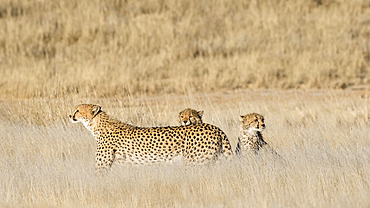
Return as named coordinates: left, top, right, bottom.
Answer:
left=235, top=113, right=277, bottom=156
left=178, top=108, right=204, bottom=126
left=69, top=104, right=232, bottom=173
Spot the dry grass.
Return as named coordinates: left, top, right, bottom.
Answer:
left=0, top=90, right=369, bottom=207
left=0, top=0, right=369, bottom=98
left=0, top=0, right=369, bottom=207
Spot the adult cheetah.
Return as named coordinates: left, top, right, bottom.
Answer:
left=178, top=108, right=204, bottom=126
left=69, top=104, right=232, bottom=172
left=235, top=113, right=277, bottom=156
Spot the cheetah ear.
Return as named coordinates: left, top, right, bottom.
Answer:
left=239, top=115, right=244, bottom=121
left=198, top=111, right=204, bottom=117
left=92, top=105, right=101, bottom=116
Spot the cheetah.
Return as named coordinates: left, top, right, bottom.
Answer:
left=235, top=113, right=277, bottom=156
left=69, top=104, right=232, bottom=172
left=178, top=108, right=204, bottom=126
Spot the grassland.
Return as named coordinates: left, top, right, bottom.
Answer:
left=0, top=0, right=369, bottom=207
left=0, top=0, right=369, bottom=98
left=0, top=90, right=369, bottom=207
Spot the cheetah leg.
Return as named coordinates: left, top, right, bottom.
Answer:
left=95, top=145, right=115, bottom=174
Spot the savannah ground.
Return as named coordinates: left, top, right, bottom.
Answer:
left=0, top=90, right=369, bottom=207
left=0, top=0, right=369, bottom=207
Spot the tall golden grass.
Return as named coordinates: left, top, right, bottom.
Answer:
left=0, top=90, right=369, bottom=207
left=0, top=0, right=369, bottom=98
left=0, top=0, right=369, bottom=207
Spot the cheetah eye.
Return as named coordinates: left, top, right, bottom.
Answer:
left=75, top=110, right=79, bottom=113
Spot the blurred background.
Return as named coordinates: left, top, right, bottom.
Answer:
left=0, top=0, right=368, bottom=99
left=0, top=1, right=369, bottom=207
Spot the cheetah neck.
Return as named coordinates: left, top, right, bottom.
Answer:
left=239, top=128, right=265, bottom=148
left=86, top=111, right=133, bottom=140
left=85, top=112, right=111, bottom=139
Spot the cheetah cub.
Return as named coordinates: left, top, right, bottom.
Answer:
left=235, top=113, right=277, bottom=156
left=178, top=108, right=204, bottom=126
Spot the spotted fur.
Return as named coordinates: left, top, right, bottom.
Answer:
left=69, top=104, right=232, bottom=172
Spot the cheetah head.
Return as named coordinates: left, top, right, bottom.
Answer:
left=239, top=113, right=265, bottom=134
left=69, top=104, right=101, bottom=125
left=178, top=108, right=204, bottom=126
